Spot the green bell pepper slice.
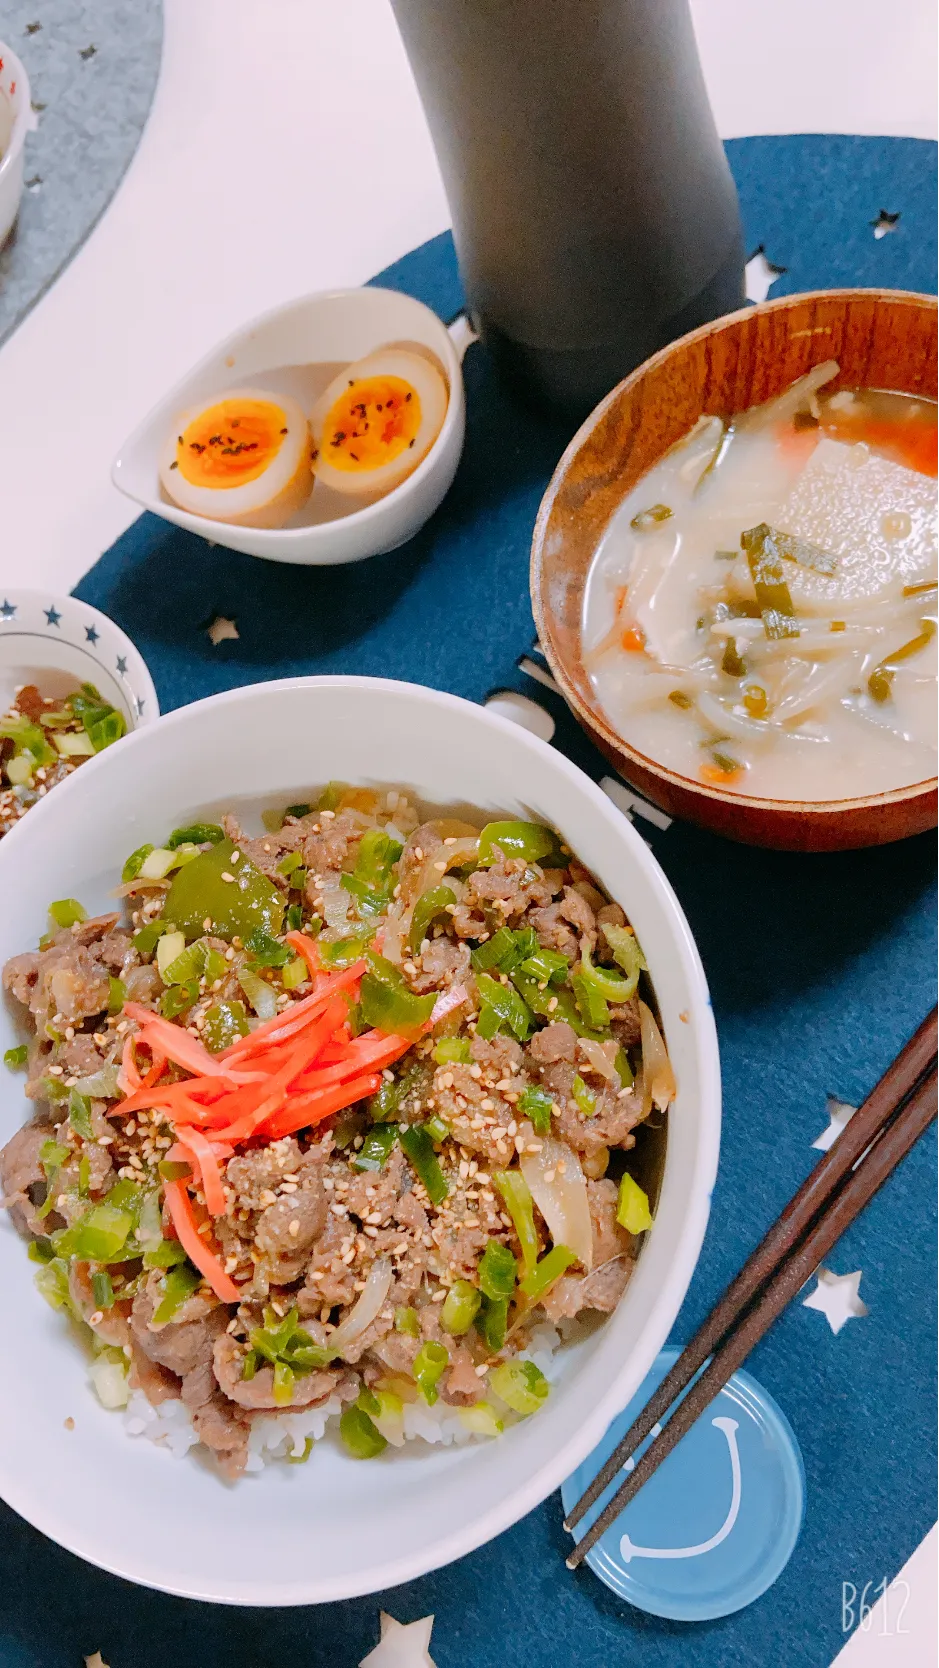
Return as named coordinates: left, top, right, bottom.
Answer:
left=202, top=999, right=251, bottom=1053
left=166, top=823, right=224, bottom=849
left=399, top=1124, right=448, bottom=1204
left=359, top=952, right=435, bottom=1035
left=600, top=923, right=647, bottom=999
left=519, top=1244, right=577, bottom=1300
left=353, top=1124, right=399, bottom=1173
left=493, top=1170, right=539, bottom=1276
left=475, top=973, right=532, bottom=1042
left=409, top=884, right=457, bottom=954
left=163, top=838, right=284, bottom=943
left=517, top=1084, right=554, bottom=1136
left=70, top=1203, right=135, bottom=1262
left=617, top=1172, right=653, bottom=1233
left=477, top=820, right=560, bottom=865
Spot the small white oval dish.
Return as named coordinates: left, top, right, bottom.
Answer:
left=0, top=43, right=36, bottom=249
left=111, top=288, right=466, bottom=566
left=0, top=676, right=719, bottom=1605
left=0, top=590, right=158, bottom=727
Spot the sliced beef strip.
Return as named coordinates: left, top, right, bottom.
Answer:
left=128, top=1346, right=181, bottom=1406
left=213, top=1331, right=347, bottom=1411
left=439, top=1342, right=482, bottom=1405
left=130, top=1276, right=228, bottom=1378
left=190, top=1394, right=252, bottom=1477
left=462, top=858, right=554, bottom=920
left=342, top=1149, right=406, bottom=1224
left=410, top=937, right=471, bottom=994
left=298, top=1213, right=358, bottom=1311
left=226, top=1139, right=304, bottom=1210
left=541, top=1256, right=634, bottom=1321
left=528, top=903, right=579, bottom=958
left=301, top=810, right=365, bottom=877
left=221, top=814, right=306, bottom=888
left=555, top=1085, right=644, bottom=1159
left=527, top=1022, right=577, bottom=1065
left=0, top=1118, right=53, bottom=1235
left=254, top=1176, right=328, bottom=1258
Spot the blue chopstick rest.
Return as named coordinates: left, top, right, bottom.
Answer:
left=561, top=1347, right=805, bottom=1620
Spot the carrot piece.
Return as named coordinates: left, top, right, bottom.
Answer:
left=294, top=1032, right=414, bottom=1092
left=700, top=763, right=745, bottom=786
left=219, top=964, right=364, bottom=1059
left=118, top=1036, right=142, bottom=1096
left=284, top=930, right=321, bottom=977
left=262, top=1073, right=382, bottom=1141
left=172, top=1130, right=230, bottom=1217
left=621, top=625, right=646, bottom=652
left=164, top=1180, right=240, bottom=1302
left=123, top=1004, right=256, bottom=1080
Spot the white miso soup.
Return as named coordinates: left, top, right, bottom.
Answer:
left=583, top=363, right=937, bottom=802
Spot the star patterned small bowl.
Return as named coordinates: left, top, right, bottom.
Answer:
left=0, top=590, right=158, bottom=729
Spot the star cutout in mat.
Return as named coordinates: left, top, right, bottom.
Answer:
left=812, top=1095, right=858, bottom=1152
left=745, top=246, right=787, bottom=303
left=115, top=656, right=128, bottom=675
left=360, top=1612, right=436, bottom=1668
left=44, top=606, right=61, bottom=627
left=0, top=599, right=15, bottom=619
left=85, top=625, right=99, bottom=644
left=871, top=209, right=900, bottom=240
left=207, top=616, right=239, bottom=646
left=803, top=1267, right=868, bottom=1335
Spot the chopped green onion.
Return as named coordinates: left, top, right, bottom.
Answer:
left=245, top=927, right=291, bottom=967
left=617, top=1172, right=653, bottom=1233
left=281, top=956, right=308, bottom=991
left=409, top=884, right=456, bottom=954
left=27, top=1237, right=54, bottom=1264
left=276, top=851, right=304, bottom=877
left=477, top=820, right=559, bottom=866
left=270, top=1360, right=295, bottom=1405
left=493, top=1171, right=539, bottom=1275
left=317, top=783, right=346, bottom=812
left=441, top=1279, right=482, bottom=1335
left=475, top=1295, right=509, bottom=1351
left=107, top=975, right=126, bottom=1015
left=286, top=903, right=305, bottom=932
left=138, top=847, right=182, bottom=881
left=70, top=1203, right=134, bottom=1263
left=286, top=1437, right=315, bottom=1465
left=33, top=1257, right=74, bottom=1313
left=339, top=1404, right=387, bottom=1457
left=54, top=731, right=96, bottom=758
left=48, top=898, right=87, bottom=930
left=353, top=1124, right=399, bottom=1173
left=459, top=1401, right=504, bottom=1437
left=510, top=967, right=606, bottom=1040
left=571, top=1074, right=597, bottom=1117
left=517, top=1084, right=554, bottom=1136
left=433, top=1037, right=471, bottom=1065
left=68, top=1090, right=94, bottom=1141
left=3, top=1044, right=28, bottom=1070
left=167, top=823, right=225, bottom=850
left=286, top=801, right=312, bottom=819
left=394, top=1305, right=420, bottom=1337
left=143, top=1238, right=189, bottom=1269
left=160, top=979, right=200, bottom=1019
left=489, top=1359, right=550, bottom=1416
left=423, top=1113, right=450, bottom=1144
left=470, top=926, right=520, bottom=973
left=132, top=919, right=171, bottom=957
left=122, top=844, right=154, bottom=883
left=413, top=1340, right=449, bottom=1404
left=519, top=1244, right=576, bottom=1300
left=518, top=946, right=570, bottom=985
left=477, top=1238, right=517, bottom=1301
left=91, top=1270, right=115, bottom=1310
left=399, top=1124, right=448, bottom=1204
left=156, top=930, right=187, bottom=980
left=614, top=1047, right=634, bottom=1089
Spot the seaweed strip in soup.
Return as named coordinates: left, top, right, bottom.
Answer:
left=583, top=363, right=938, bottom=801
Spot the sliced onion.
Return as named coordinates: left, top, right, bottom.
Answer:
left=577, top=1037, right=618, bottom=1084
left=380, top=903, right=406, bottom=965
left=329, top=1258, right=393, bottom=1356
left=638, top=1000, right=677, bottom=1117
left=429, top=983, right=468, bottom=1026
left=519, top=1122, right=593, bottom=1270
left=321, top=883, right=352, bottom=932
left=237, top=964, right=278, bottom=1021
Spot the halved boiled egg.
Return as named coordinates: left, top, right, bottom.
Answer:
left=159, top=389, right=313, bottom=528
left=310, top=348, right=448, bottom=498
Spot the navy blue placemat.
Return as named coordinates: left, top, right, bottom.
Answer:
left=1, top=135, right=936, bottom=1668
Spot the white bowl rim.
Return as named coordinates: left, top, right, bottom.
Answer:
left=0, top=42, right=32, bottom=185
left=110, top=287, right=464, bottom=542
left=0, top=675, right=720, bottom=1604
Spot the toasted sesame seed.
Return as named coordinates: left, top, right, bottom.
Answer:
left=288, top=1220, right=300, bottom=1237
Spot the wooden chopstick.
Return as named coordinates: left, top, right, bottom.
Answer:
left=564, top=1007, right=937, bottom=1538
left=564, top=1012, right=937, bottom=1568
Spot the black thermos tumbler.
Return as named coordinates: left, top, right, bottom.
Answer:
left=390, top=0, right=746, bottom=416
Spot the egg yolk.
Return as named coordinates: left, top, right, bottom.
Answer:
left=319, top=375, right=421, bottom=474
left=176, top=398, right=290, bottom=489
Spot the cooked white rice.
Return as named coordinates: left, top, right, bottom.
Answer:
left=119, top=1323, right=562, bottom=1469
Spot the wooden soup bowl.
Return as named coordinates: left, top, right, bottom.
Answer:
left=531, top=289, right=937, bottom=851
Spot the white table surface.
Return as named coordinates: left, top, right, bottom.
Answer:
left=0, top=2, right=935, bottom=1659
